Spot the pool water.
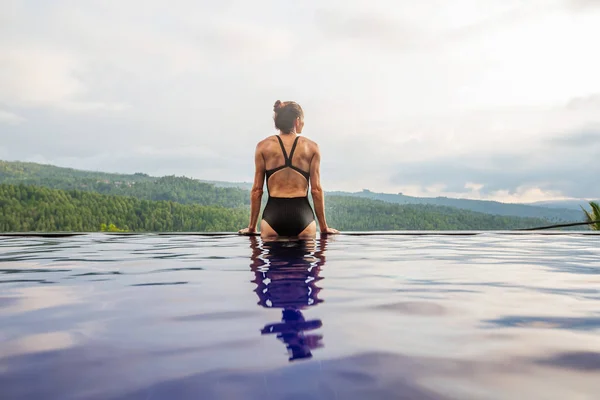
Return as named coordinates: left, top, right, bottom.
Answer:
left=1, top=233, right=599, bottom=399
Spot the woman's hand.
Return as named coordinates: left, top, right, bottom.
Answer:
left=238, top=227, right=258, bottom=236
left=320, top=227, right=339, bottom=235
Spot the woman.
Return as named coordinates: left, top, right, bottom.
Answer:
left=238, top=100, right=338, bottom=238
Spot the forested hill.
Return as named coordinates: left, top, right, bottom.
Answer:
left=0, top=160, right=156, bottom=185
left=0, top=161, right=250, bottom=207
left=0, top=184, right=556, bottom=232
left=328, top=190, right=582, bottom=222
left=324, top=196, right=554, bottom=231
left=0, top=184, right=248, bottom=232
left=0, top=160, right=584, bottom=223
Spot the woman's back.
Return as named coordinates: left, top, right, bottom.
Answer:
left=261, top=134, right=316, bottom=198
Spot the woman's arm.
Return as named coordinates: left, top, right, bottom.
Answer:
left=246, top=144, right=265, bottom=232
left=309, top=144, right=337, bottom=234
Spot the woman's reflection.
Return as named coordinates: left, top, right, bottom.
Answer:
left=249, top=236, right=327, bottom=362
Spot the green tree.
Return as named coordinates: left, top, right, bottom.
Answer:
left=581, top=201, right=600, bottom=230
left=100, top=223, right=128, bottom=232
left=0, top=183, right=572, bottom=233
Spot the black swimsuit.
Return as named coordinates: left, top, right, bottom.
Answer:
left=262, top=135, right=315, bottom=236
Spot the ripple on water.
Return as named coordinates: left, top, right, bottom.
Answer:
left=373, top=301, right=448, bottom=316
left=0, top=233, right=599, bottom=400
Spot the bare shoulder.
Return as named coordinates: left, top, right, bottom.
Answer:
left=256, top=135, right=276, bottom=150
left=300, top=136, right=319, bottom=151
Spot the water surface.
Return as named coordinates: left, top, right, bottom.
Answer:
left=1, top=233, right=599, bottom=399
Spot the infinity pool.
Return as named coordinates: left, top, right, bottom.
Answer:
left=1, top=233, right=599, bottom=399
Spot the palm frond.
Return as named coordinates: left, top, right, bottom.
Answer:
left=590, top=201, right=600, bottom=218
left=582, top=201, right=600, bottom=230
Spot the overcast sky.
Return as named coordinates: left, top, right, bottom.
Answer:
left=1, top=0, right=599, bottom=202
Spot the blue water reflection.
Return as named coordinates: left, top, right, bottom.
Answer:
left=1, top=233, right=600, bottom=399
left=249, top=237, right=325, bottom=361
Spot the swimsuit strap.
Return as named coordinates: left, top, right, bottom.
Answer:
left=275, top=135, right=300, bottom=166
left=288, top=136, right=299, bottom=165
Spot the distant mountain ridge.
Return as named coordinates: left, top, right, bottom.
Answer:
left=194, top=182, right=589, bottom=221
left=0, top=160, right=586, bottom=223
left=526, top=199, right=598, bottom=210
left=327, top=190, right=583, bottom=222
left=199, top=179, right=254, bottom=190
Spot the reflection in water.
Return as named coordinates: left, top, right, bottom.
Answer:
left=249, top=237, right=326, bottom=362
left=1, top=234, right=599, bottom=400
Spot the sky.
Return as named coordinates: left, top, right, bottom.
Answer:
left=1, top=0, right=599, bottom=203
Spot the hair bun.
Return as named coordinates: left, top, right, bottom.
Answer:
left=273, top=100, right=283, bottom=112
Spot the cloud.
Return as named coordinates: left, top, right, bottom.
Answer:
left=18, top=146, right=245, bottom=183
left=0, top=110, right=24, bottom=125
left=0, top=47, right=82, bottom=105
left=566, top=0, right=600, bottom=11
left=1, top=0, right=600, bottom=202
left=0, top=45, right=129, bottom=112
left=389, top=135, right=600, bottom=199
left=197, top=18, right=294, bottom=61
left=314, top=9, right=415, bottom=50
left=566, top=94, right=600, bottom=111
left=547, top=127, right=600, bottom=147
